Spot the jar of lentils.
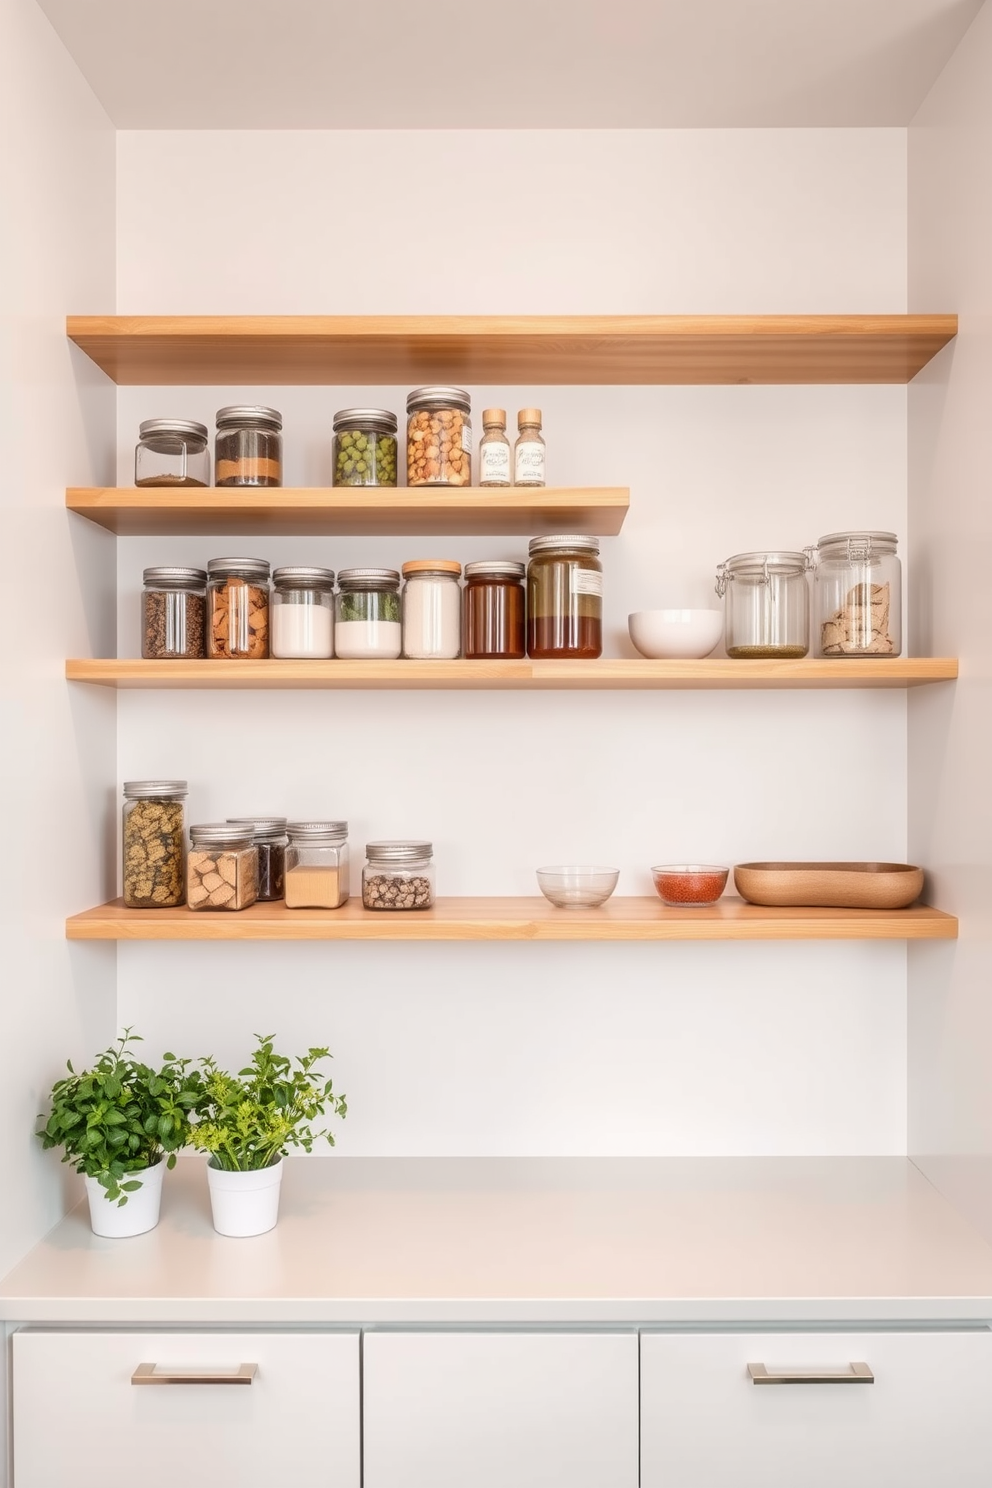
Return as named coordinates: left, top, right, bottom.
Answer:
left=122, top=780, right=187, bottom=909
left=207, top=557, right=270, bottom=659
left=135, top=419, right=210, bottom=487
left=463, top=560, right=527, bottom=658
left=227, top=817, right=288, bottom=902
left=527, top=535, right=603, bottom=659
left=141, top=566, right=206, bottom=659
left=215, top=405, right=283, bottom=487
left=363, top=841, right=435, bottom=911
left=406, top=386, right=472, bottom=487
left=333, top=408, right=398, bottom=487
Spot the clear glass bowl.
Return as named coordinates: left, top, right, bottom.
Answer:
left=651, top=864, right=728, bottom=906
left=536, top=865, right=619, bottom=909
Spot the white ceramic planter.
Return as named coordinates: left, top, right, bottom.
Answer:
left=207, top=1157, right=284, bottom=1237
left=84, top=1160, right=164, bottom=1238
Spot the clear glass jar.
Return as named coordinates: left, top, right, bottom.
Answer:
left=402, top=560, right=462, bottom=659
left=335, top=568, right=402, bottom=659
left=227, top=817, right=288, bottom=902
left=479, top=408, right=511, bottom=487
left=715, top=551, right=811, bottom=659
left=215, top=405, right=283, bottom=487
left=135, top=419, right=210, bottom=487
left=527, top=535, right=602, bottom=659
left=463, top=561, right=526, bottom=658
left=207, top=557, right=270, bottom=659
left=187, top=823, right=258, bottom=911
left=141, top=566, right=207, bottom=659
left=514, top=408, right=546, bottom=487
left=122, top=780, right=187, bottom=909
left=271, top=566, right=335, bottom=659
left=333, top=408, right=398, bottom=487
left=284, top=821, right=350, bottom=909
left=810, top=531, right=902, bottom=658
left=406, top=386, right=472, bottom=487
left=362, top=841, right=435, bottom=910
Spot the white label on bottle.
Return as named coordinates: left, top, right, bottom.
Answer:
left=461, top=419, right=473, bottom=454
left=515, top=440, right=545, bottom=484
left=480, top=443, right=511, bottom=483
left=571, top=569, right=603, bottom=597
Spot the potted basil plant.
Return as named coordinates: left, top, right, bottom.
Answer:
left=190, top=1034, right=347, bottom=1237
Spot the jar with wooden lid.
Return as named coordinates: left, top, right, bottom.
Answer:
left=527, top=535, right=602, bottom=659
left=406, top=387, right=472, bottom=487
left=284, top=821, right=350, bottom=909
left=122, top=780, right=187, bottom=909
left=335, top=568, right=402, bottom=659
left=207, top=557, right=270, bottom=659
left=333, top=408, right=398, bottom=487
left=715, top=550, right=810, bottom=658
left=187, top=824, right=258, bottom=911
left=479, top=408, right=511, bottom=487
left=362, top=841, right=435, bottom=910
left=463, top=561, right=526, bottom=658
left=402, top=560, right=462, bottom=659
left=227, top=817, right=288, bottom=902
left=271, top=566, right=335, bottom=659
left=135, top=419, right=210, bottom=487
left=514, top=408, right=546, bottom=487
left=215, top=406, right=283, bottom=487
left=141, top=567, right=206, bottom=659
left=809, top=530, right=901, bottom=658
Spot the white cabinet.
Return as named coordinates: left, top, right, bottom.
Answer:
left=12, top=1330, right=360, bottom=1488
left=641, top=1330, right=992, bottom=1488
left=363, top=1330, right=639, bottom=1488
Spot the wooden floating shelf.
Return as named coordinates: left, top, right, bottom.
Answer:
left=65, top=657, right=959, bottom=691
left=66, top=314, right=957, bottom=386
left=66, top=486, right=628, bottom=537
left=66, top=897, right=957, bottom=943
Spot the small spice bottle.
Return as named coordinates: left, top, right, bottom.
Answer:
left=215, top=406, right=283, bottom=487
left=406, top=387, right=472, bottom=487
left=333, top=408, right=398, bottom=487
left=463, top=561, right=526, bottom=659
left=402, top=560, right=462, bottom=659
left=187, top=823, right=258, bottom=911
left=141, top=567, right=207, bottom=659
left=271, top=566, right=335, bottom=659
left=479, top=408, right=512, bottom=488
left=335, top=568, right=402, bottom=659
left=527, top=535, right=602, bottom=659
left=362, top=841, right=435, bottom=911
left=135, top=419, right=210, bottom=488
left=514, top=409, right=546, bottom=487
left=227, top=817, right=288, bottom=902
left=284, top=821, right=350, bottom=909
left=207, top=557, right=270, bottom=659
left=122, top=780, right=187, bottom=909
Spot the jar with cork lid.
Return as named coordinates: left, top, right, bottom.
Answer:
left=514, top=409, right=546, bottom=487
left=402, top=560, right=462, bottom=659
left=479, top=408, right=512, bottom=487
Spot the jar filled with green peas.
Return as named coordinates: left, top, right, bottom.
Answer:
left=332, top=408, right=398, bottom=487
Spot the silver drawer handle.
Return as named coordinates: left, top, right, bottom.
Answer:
left=748, top=1361, right=873, bottom=1385
left=132, top=1362, right=257, bottom=1386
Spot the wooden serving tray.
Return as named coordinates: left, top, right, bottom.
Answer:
left=734, top=862, right=924, bottom=910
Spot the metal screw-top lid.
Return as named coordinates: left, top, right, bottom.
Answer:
left=406, top=386, right=471, bottom=414
left=528, top=535, right=600, bottom=556
left=365, top=840, right=433, bottom=863
left=207, top=557, right=271, bottom=582
left=337, top=567, right=401, bottom=590
left=142, top=566, right=207, bottom=590
left=464, top=560, right=526, bottom=579
left=215, top=405, right=283, bottom=430
left=123, top=780, right=188, bottom=799
left=189, top=822, right=255, bottom=848
left=138, top=419, right=209, bottom=441
left=227, top=816, right=289, bottom=842
left=287, top=820, right=349, bottom=844
left=272, top=566, right=336, bottom=588
left=332, top=407, right=398, bottom=433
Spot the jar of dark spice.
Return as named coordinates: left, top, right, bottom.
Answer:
left=227, top=817, right=288, bottom=902
left=215, top=406, right=283, bottom=487
left=122, top=780, right=187, bottom=909
left=141, top=566, right=207, bottom=659
left=135, top=419, right=210, bottom=487
left=527, top=535, right=603, bottom=659
left=333, top=408, right=398, bottom=487
left=207, top=557, right=270, bottom=659
left=463, top=560, right=526, bottom=658
left=363, top=841, right=435, bottom=910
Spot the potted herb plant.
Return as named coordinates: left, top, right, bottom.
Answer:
left=189, top=1034, right=347, bottom=1237
left=36, top=1029, right=203, bottom=1238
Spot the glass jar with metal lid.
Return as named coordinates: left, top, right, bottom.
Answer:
left=141, top=567, right=206, bottom=659
left=406, top=386, right=472, bottom=487
left=187, top=823, right=258, bottom=911
left=207, top=557, right=270, bottom=659
left=227, top=817, right=289, bottom=902
left=271, top=566, right=335, bottom=659
left=333, top=408, right=398, bottom=487
left=715, top=551, right=810, bottom=659
left=122, top=780, right=187, bottom=909
left=215, top=405, right=283, bottom=487
left=402, top=560, right=462, bottom=659
left=527, top=535, right=603, bottom=659
left=135, top=419, right=210, bottom=487
left=463, top=560, right=526, bottom=658
left=809, top=530, right=902, bottom=658
left=362, top=841, right=435, bottom=910
left=335, top=568, right=402, bottom=659
left=284, top=821, right=350, bottom=909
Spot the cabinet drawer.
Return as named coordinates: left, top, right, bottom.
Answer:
left=641, top=1330, right=992, bottom=1488
left=13, top=1330, right=360, bottom=1488
left=364, top=1330, right=639, bottom=1488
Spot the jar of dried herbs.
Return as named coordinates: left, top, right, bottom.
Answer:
left=141, top=566, right=207, bottom=659
left=227, top=816, right=288, bottom=902
left=362, top=841, right=435, bottom=910
left=215, top=405, right=283, bottom=487
left=122, top=780, right=187, bottom=908
left=187, top=823, right=258, bottom=911
left=207, top=556, right=270, bottom=659
left=334, top=568, right=402, bottom=659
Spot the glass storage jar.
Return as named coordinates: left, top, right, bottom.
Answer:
left=810, top=530, right=902, bottom=658
left=406, top=386, right=472, bottom=487
left=122, top=780, right=187, bottom=909
left=227, top=817, right=288, bottom=902
left=335, top=568, right=402, bottom=659
left=215, top=405, right=283, bottom=487
left=135, top=419, right=210, bottom=487
left=362, top=841, right=435, bottom=911
left=715, top=550, right=811, bottom=659
left=207, top=557, right=270, bottom=659
left=187, top=823, right=258, bottom=911
left=284, top=821, right=350, bottom=909
left=333, top=408, right=398, bottom=487
left=402, top=560, right=462, bottom=659
left=527, top=535, right=603, bottom=659
left=271, top=566, right=335, bottom=659
left=463, top=560, right=526, bottom=658
left=141, top=566, right=207, bottom=659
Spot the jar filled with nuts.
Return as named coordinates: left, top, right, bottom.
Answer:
left=333, top=408, right=398, bottom=487
left=187, top=823, right=258, bottom=911
left=122, top=780, right=187, bottom=909
left=207, top=557, right=270, bottom=659
left=362, top=841, right=435, bottom=911
left=406, top=387, right=472, bottom=487
left=141, top=566, right=207, bottom=660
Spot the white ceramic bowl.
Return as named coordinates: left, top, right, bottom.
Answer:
left=628, top=608, right=724, bottom=660
left=536, top=865, right=619, bottom=909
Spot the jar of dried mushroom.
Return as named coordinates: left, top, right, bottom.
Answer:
left=187, top=823, right=258, bottom=911
left=215, top=405, right=283, bottom=487
left=285, top=821, right=350, bottom=909
left=362, top=841, right=435, bottom=911
left=122, top=780, right=187, bottom=909
left=141, top=566, right=207, bottom=659
left=207, top=556, right=270, bottom=659
left=335, top=568, right=402, bottom=659
left=809, top=530, right=902, bottom=658
left=135, top=419, right=210, bottom=487
left=227, top=816, right=288, bottom=902
left=333, top=408, right=398, bottom=487
left=406, top=386, right=472, bottom=487
left=715, top=550, right=811, bottom=659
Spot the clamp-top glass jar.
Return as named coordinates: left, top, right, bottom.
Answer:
left=362, top=841, right=435, bottom=910
left=406, top=387, right=472, bottom=487
left=810, top=531, right=902, bottom=658
left=122, top=780, right=187, bottom=909
left=215, top=405, right=283, bottom=487
left=527, top=535, right=603, bottom=659
left=715, top=551, right=811, bottom=659
left=135, top=419, right=210, bottom=487
left=285, top=821, right=350, bottom=909
left=333, top=408, right=398, bottom=487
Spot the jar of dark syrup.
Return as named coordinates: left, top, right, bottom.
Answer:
left=527, top=535, right=602, bottom=659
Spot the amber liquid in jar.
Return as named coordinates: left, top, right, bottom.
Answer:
left=527, top=537, right=603, bottom=659
left=463, top=563, right=526, bottom=659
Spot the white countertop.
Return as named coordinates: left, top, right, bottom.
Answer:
left=3, top=1157, right=992, bottom=1325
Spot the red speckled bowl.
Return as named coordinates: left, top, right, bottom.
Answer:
left=651, top=864, right=729, bottom=906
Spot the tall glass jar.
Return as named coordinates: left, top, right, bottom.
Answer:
left=284, top=821, right=350, bottom=909
left=141, top=566, right=206, bottom=659
left=207, top=557, right=270, bottom=659
left=406, top=386, right=472, bottom=487
left=271, top=566, right=335, bottom=659
left=527, top=535, right=603, bottom=659
left=135, top=419, right=210, bottom=487
left=122, top=780, right=187, bottom=909
left=215, top=406, right=283, bottom=487
left=227, top=817, right=288, bottom=902
left=187, top=824, right=258, bottom=911
left=362, top=841, right=435, bottom=910
left=463, top=561, right=526, bottom=658
left=333, top=408, right=398, bottom=487
left=335, top=568, right=402, bottom=659
left=715, top=551, right=810, bottom=659
left=810, top=531, right=902, bottom=658
left=402, top=560, right=462, bottom=659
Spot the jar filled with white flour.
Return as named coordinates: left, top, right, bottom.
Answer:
left=401, top=559, right=462, bottom=659
left=271, top=567, right=335, bottom=658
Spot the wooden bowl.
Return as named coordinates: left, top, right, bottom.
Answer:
left=734, top=862, right=924, bottom=910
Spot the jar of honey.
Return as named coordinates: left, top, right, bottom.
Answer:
left=526, top=536, right=602, bottom=659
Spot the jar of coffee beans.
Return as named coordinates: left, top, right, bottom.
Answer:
left=362, top=841, right=435, bottom=911
left=406, top=387, right=472, bottom=487
left=333, top=408, right=398, bottom=487
left=141, top=566, right=207, bottom=659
